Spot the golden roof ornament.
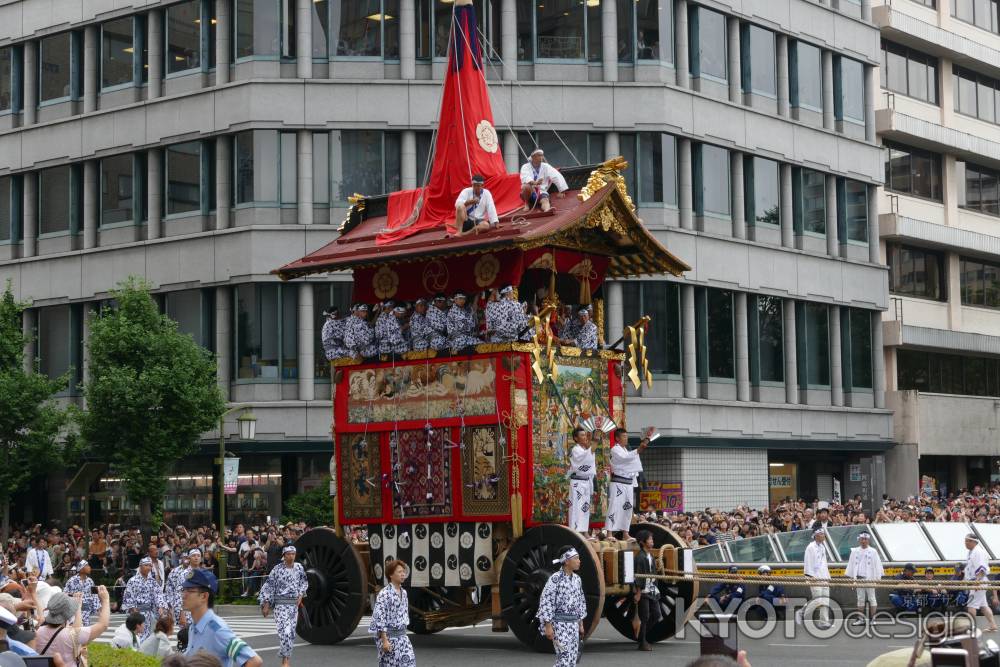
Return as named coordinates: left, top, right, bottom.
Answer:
left=577, top=156, right=635, bottom=213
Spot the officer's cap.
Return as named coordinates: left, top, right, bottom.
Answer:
left=181, top=568, right=219, bottom=594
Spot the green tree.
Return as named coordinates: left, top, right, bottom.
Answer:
left=0, top=283, right=74, bottom=540
left=80, top=277, right=225, bottom=538
left=281, top=477, right=333, bottom=527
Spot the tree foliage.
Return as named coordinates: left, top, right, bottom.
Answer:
left=281, top=478, right=334, bottom=527
left=0, top=283, right=73, bottom=540
left=80, top=277, right=225, bottom=537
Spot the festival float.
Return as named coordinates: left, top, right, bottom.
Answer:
left=273, top=0, right=695, bottom=651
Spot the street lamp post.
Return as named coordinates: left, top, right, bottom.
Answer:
left=216, top=405, right=256, bottom=598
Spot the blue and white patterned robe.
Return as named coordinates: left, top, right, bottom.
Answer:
left=487, top=299, right=527, bottom=343
left=572, top=321, right=599, bottom=350
left=377, top=315, right=409, bottom=355
left=409, top=312, right=433, bottom=351
left=426, top=306, right=450, bottom=350
left=369, top=585, right=415, bottom=667
left=63, top=574, right=99, bottom=625
left=536, top=570, right=588, bottom=667
left=258, top=562, right=309, bottom=658
left=165, top=565, right=189, bottom=624
left=122, top=573, right=166, bottom=642
left=343, top=315, right=377, bottom=358
left=322, top=317, right=347, bottom=359
left=447, top=304, right=480, bottom=351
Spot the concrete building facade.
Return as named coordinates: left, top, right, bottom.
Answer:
left=873, top=0, right=1000, bottom=499
left=0, top=0, right=891, bottom=525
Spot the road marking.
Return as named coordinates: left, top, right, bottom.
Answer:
left=769, top=643, right=828, bottom=648
left=254, top=643, right=309, bottom=653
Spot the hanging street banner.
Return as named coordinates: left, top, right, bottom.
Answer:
left=223, top=458, right=241, bottom=495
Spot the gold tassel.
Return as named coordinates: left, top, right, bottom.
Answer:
left=626, top=325, right=640, bottom=389
left=594, top=298, right=605, bottom=346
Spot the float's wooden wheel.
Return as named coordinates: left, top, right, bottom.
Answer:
left=498, top=524, right=605, bottom=652
left=603, top=523, right=698, bottom=643
left=294, top=527, right=368, bottom=645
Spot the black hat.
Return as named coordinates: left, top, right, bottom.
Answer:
left=903, top=563, right=916, bottom=572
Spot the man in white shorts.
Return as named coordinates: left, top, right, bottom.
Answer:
left=845, top=531, right=883, bottom=626
left=964, top=532, right=998, bottom=632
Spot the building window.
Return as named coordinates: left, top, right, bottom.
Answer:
left=696, top=288, right=734, bottom=380
left=516, top=131, right=605, bottom=169
left=797, top=302, right=830, bottom=387
left=331, top=130, right=401, bottom=202
left=536, top=0, right=599, bottom=61
left=694, top=144, right=730, bottom=217
left=39, top=32, right=81, bottom=103
left=620, top=133, right=673, bottom=204
left=635, top=0, right=665, bottom=62
left=100, top=154, right=136, bottom=226
left=280, top=132, right=297, bottom=204
left=0, top=176, right=17, bottom=243
left=952, top=0, right=1000, bottom=33
left=622, top=281, right=681, bottom=375
left=837, top=178, right=868, bottom=243
left=953, top=65, right=1000, bottom=125
left=880, top=41, right=938, bottom=105
left=790, top=41, right=822, bottom=112
left=793, top=168, right=825, bottom=235
left=166, top=142, right=202, bottom=216
left=912, top=0, right=936, bottom=6
left=835, top=56, right=865, bottom=125
left=516, top=0, right=532, bottom=61
left=38, top=304, right=82, bottom=393
left=313, top=132, right=329, bottom=206
left=745, top=156, right=780, bottom=227
left=957, top=160, right=1000, bottom=217
left=39, top=165, right=80, bottom=235
left=960, top=256, right=1000, bottom=308
left=740, top=24, right=776, bottom=98
left=235, top=130, right=278, bottom=204
left=101, top=17, right=135, bottom=88
left=234, top=283, right=298, bottom=381
left=898, top=348, right=1000, bottom=397
left=166, top=0, right=201, bottom=73
left=165, top=288, right=214, bottom=350
left=689, top=6, right=727, bottom=82
left=313, top=283, right=354, bottom=378
left=0, top=46, right=15, bottom=113
left=884, top=142, right=943, bottom=201
left=844, top=308, right=873, bottom=390
left=749, top=295, right=783, bottom=384
left=887, top=243, right=947, bottom=300
left=330, top=0, right=399, bottom=60
left=421, top=0, right=499, bottom=60
left=235, top=0, right=280, bottom=59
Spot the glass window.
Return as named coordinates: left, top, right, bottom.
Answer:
left=696, top=144, right=730, bottom=217
left=791, top=41, right=822, bottom=111
left=38, top=305, right=71, bottom=382
left=980, top=77, right=997, bottom=122
left=166, top=142, right=202, bottom=215
left=101, top=154, right=134, bottom=225
left=167, top=0, right=202, bottom=73
left=776, top=529, right=816, bottom=562
left=0, top=46, right=12, bottom=112
left=636, top=0, right=662, bottom=62
left=337, top=0, right=398, bottom=58
left=802, top=302, right=830, bottom=387
left=636, top=133, right=663, bottom=203
left=313, top=0, right=329, bottom=57
left=39, top=166, right=73, bottom=235
left=692, top=6, right=726, bottom=81
left=517, top=130, right=602, bottom=170
left=537, top=0, right=586, bottom=60
left=622, top=281, right=681, bottom=375
left=234, top=130, right=279, bottom=204
left=836, top=56, right=865, bottom=123
left=728, top=536, right=778, bottom=562
left=101, top=18, right=134, bottom=88
left=961, top=256, right=1000, bottom=308
left=795, top=168, right=826, bottom=235
left=751, top=295, right=783, bottom=384
left=848, top=308, right=873, bottom=390
left=746, top=156, right=780, bottom=226
left=884, top=142, right=942, bottom=201
left=881, top=40, right=938, bottom=105
left=617, top=1, right=633, bottom=63
left=235, top=0, right=280, bottom=58
left=839, top=178, right=868, bottom=243
left=313, top=132, right=329, bottom=205
left=516, top=0, right=533, bottom=61
left=829, top=525, right=885, bottom=560
left=0, top=176, right=12, bottom=242
left=280, top=132, right=297, bottom=204
left=330, top=130, right=401, bottom=201
left=281, top=0, right=295, bottom=58
left=165, top=289, right=212, bottom=349
left=871, top=523, right=939, bottom=561
left=434, top=0, right=452, bottom=57
left=235, top=284, right=298, bottom=380
left=958, top=160, right=1000, bottom=216
left=888, top=243, right=947, bottom=300
left=312, top=282, right=352, bottom=378
left=741, top=24, right=776, bottom=97
left=707, top=289, right=734, bottom=379
left=39, top=33, right=75, bottom=103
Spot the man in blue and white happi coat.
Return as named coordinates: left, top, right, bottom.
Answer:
left=487, top=286, right=527, bottom=343
left=369, top=561, right=415, bottom=667
left=165, top=551, right=190, bottom=625
left=62, top=560, right=100, bottom=625
left=122, top=556, right=167, bottom=642
left=259, top=545, right=309, bottom=666
left=537, top=548, right=588, bottom=667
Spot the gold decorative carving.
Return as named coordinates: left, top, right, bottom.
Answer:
left=474, top=253, right=501, bottom=287
left=372, top=266, right=400, bottom=299
left=576, top=157, right=635, bottom=213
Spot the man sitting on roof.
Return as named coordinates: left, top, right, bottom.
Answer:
left=487, top=285, right=528, bottom=343
left=455, top=174, right=499, bottom=236
left=343, top=304, right=377, bottom=359
left=520, top=148, right=568, bottom=212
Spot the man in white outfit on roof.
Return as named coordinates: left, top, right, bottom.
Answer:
left=455, top=174, right=499, bottom=236
left=520, top=149, right=568, bottom=212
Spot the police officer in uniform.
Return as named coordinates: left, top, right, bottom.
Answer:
left=182, top=569, right=263, bottom=667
